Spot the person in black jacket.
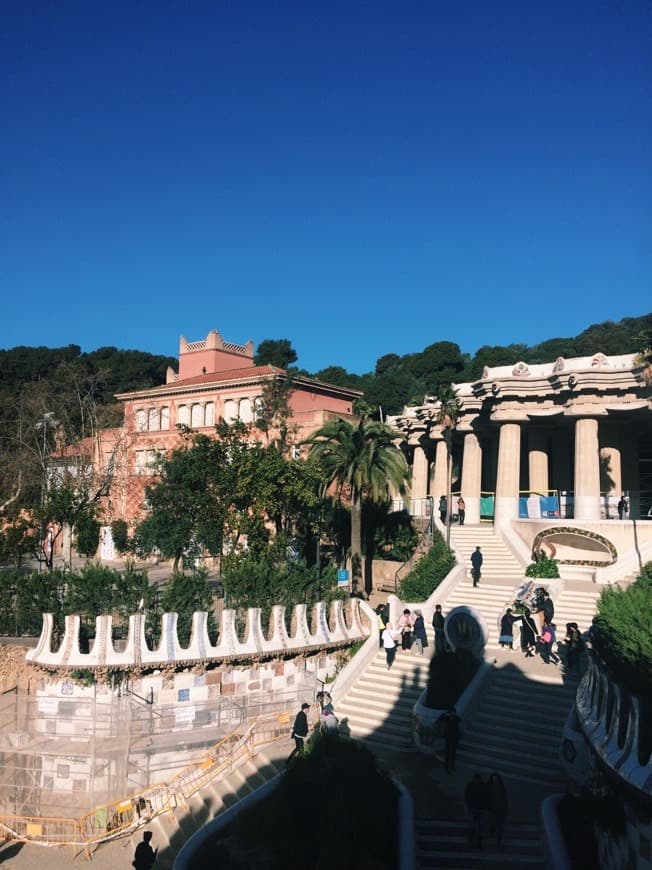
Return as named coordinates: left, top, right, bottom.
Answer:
left=288, top=703, right=310, bottom=762
left=542, top=590, right=554, bottom=624
left=133, top=831, right=157, bottom=869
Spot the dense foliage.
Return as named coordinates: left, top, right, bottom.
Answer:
left=399, top=531, right=455, bottom=601
left=591, top=567, right=652, bottom=700
left=525, top=555, right=560, bottom=578
left=306, top=417, right=409, bottom=592
left=132, top=422, right=326, bottom=573
left=307, top=313, right=652, bottom=416
left=211, top=731, right=398, bottom=870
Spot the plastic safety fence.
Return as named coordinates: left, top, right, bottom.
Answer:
left=0, top=813, right=80, bottom=845
left=0, top=709, right=293, bottom=850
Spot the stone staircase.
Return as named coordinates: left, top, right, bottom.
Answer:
left=140, top=744, right=287, bottom=868
left=416, top=817, right=545, bottom=868
left=335, top=648, right=429, bottom=751
left=455, top=663, right=577, bottom=789
left=449, top=525, right=525, bottom=585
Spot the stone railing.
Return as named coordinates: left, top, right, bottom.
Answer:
left=26, top=600, right=371, bottom=670
left=574, top=654, right=652, bottom=794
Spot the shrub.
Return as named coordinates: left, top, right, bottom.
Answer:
left=221, top=731, right=398, bottom=870
left=111, top=520, right=129, bottom=553
left=525, top=555, right=560, bottom=578
left=399, top=531, right=454, bottom=601
left=592, top=579, right=652, bottom=701
left=425, top=650, right=481, bottom=709
left=75, top=516, right=101, bottom=559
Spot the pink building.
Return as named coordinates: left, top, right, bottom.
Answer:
left=110, top=329, right=361, bottom=525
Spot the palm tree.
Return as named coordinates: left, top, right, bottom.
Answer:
left=306, top=417, right=409, bottom=593
left=436, top=385, right=462, bottom=547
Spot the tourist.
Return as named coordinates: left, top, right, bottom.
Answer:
left=439, top=494, right=448, bottom=524
left=457, top=495, right=466, bottom=525
left=470, top=546, right=483, bottom=587
left=499, top=608, right=517, bottom=650
left=520, top=607, right=537, bottom=657
left=539, top=620, right=559, bottom=665
left=618, top=494, right=629, bottom=520
left=398, top=608, right=413, bottom=650
left=487, top=772, right=508, bottom=847
left=432, top=604, right=446, bottom=655
left=541, top=590, right=555, bottom=624
left=375, top=603, right=387, bottom=649
left=464, top=772, right=488, bottom=847
left=564, top=622, right=584, bottom=675
left=133, top=831, right=158, bottom=869
left=382, top=621, right=399, bottom=670
left=288, top=702, right=311, bottom=762
left=439, top=706, right=462, bottom=773
left=412, top=609, right=428, bottom=656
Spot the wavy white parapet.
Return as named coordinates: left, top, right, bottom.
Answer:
left=25, top=599, right=371, bottom=669
left=575, top=656, right=652, bottom=795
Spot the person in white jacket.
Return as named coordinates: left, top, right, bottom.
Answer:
left=382, top=622, right=400, bottom=670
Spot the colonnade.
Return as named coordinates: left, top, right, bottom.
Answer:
left=407, top=416, right=631, bottom=525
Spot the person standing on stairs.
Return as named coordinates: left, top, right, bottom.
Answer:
left=464, top=772, right=488, bottom=847
left=439, top=494, right=448, bottom=524
left=470, top=546, right=483, bottom=587
left=432, top=604, right=446, bottom=654
left=457, top=495, right=466, bottom=525
left=499, top=608, right=517, bottom=650
left=398, top=608, right=413, bottom=650
left=539, top=620, right=560, bottom=665
left=541, top=589, right=555, bottom=624
left=288, top=702, right=311, bottom=762
left=412, top=609, right=428, bottom=656
left=133, top=831, right=158, bottom=869
left=382, top=621, right=399, bottom=670
left=375, top=604, right=387, bottom=649
left=439, top=706, right=462, bottom=773
left=487, top=772, right=509, bottom=848
left=520, top=607, right=537, bottom=657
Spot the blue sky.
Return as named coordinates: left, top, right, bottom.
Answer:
left=2, top=1, right=651, bottom=375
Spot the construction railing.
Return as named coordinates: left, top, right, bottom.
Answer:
left=0, top=708, right=295, bottom=854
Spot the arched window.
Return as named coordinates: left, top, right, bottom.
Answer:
left=177, top=405, right=190, bottom=427
left=160, top=407, right=169, bottom=430
left=253, top=396, right=265, bottom=420
left=191, top=403, right=204, bottom=428
left=135, top=409, right=147, bottom=432
left=204, top=402, right=215, bottom=426
left=224, top=399, right=238, bottom=423
left=148, top=408, right=159, bottom=431
left=239, top=398, right=252, bottom=423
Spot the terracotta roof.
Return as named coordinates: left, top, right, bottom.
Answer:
left=116, top=366, right=362, bottom=399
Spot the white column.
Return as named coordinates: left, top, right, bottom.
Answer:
left=410, top=444, right=429, bottom=501
left=460, top=432, right=482, bottom=524
left=494, top=423, right=521, bottom=526
left=431, top=439, right=448, bottom=502
left=529, top=430, right=549, bottom=493
left=574, top=418, right=601, bottom=521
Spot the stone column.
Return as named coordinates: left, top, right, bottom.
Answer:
left=574, top=418, right=601, bottom=521
left=599, top=426, right=621, bottom=519
left=494, top=423, right=521, bottom=526
left=410, top=444, right=429, bottom=502
left=460, top=432, right=482, bottom=524
left=528, top=430, right=549, bottom=493
left=431, top=439, right=448, bottom=502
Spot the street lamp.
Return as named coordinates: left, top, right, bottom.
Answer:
left=36, top=412, right=57, bottom=570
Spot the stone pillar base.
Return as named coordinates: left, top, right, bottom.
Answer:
left=494, top=496, right=519, bottom=526
left=573, top=496, right=601, bottom=521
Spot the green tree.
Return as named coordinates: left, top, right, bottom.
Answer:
left=254, top=338, right=298, bottom=369
left=305, top=417, right=409, bottom=594
left=159, top=568, right=218, bottom=644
